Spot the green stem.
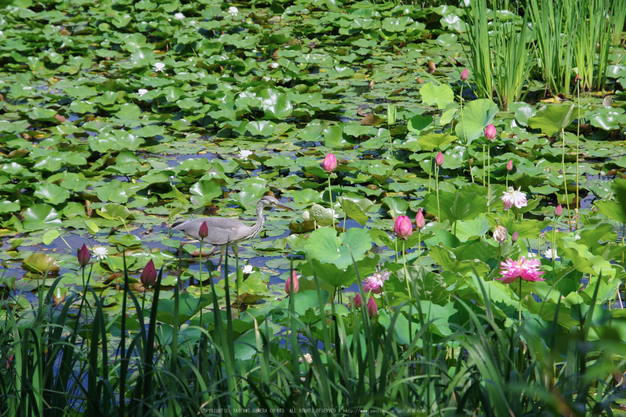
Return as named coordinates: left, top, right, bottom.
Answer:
left=576, top=82, right=580, bottom=231
left=561, top=128, right=572, bottom=231
left=402, top=239, right=411, bottom=300
left=417, top=232, right=421, bottom=267
left=199, top=239, right=204, bottom=326
left=460, top=83, right=474, bottom=183
left=487, top=143, right=491, bottom=207
left=436, top=164, right=441, bottom=230
left=328, top=175, right=335, bottom=229
left=519, top=278, right=522, bottom=325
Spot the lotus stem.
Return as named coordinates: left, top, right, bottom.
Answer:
left=560, top=128, right=572, bottom=230
left=436, top=164, right=441, bottom=230
left=199, top=239, right=204, bottom=326
left=576, top=82, right=580, bottom=231
left=417, top=232, right=421, bottom=266
left=519, top=278, right=522, bottom=325
left=327, top=175, right=335, bottom=229
left=402, top=239, right=411, bottom=300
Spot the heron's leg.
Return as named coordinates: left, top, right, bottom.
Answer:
left=216, top=245, right=225, bottom=273
left=233, top=245, right=239, bottom=268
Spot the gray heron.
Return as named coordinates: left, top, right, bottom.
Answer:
left=172, top=195, right=294, bottom=272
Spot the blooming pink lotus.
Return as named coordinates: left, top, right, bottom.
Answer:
left=394, top=215, right=413, bottom=240
left=362, top=269, right=390, bottom=294
left=498, top=256, right=545, bottom=284
left=501, top=186, right=527, bottom=210
left=322, top=153, right=337, bottom=172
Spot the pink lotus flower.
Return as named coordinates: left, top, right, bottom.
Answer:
left=460, top=68, right=469, bottom=81
left=415, top=209, right=425, bottom=230
left=322, top=153, right=337, bottom=172
left=140, top=259, right=157, bottom=287
left=506, top=160, right=513, bottom=171
left=485, top=124, right=497, bottom=141
left=394, top=215, right=413, bottom=240
left=285, top=270, right=299, bottom=295
left=366, top=296, right=378, bottom=317
left=198, top=221, right=209, bottom=239
left=498, top=256, right=545, bottom=284
left=554, top=204, right=563, bottom=217
left=501, top=187, right=527, bottom=210
left=362, top=269, right=390, bottom=294
left=78, top=244, right=90, bottom=267
left=435, top=151, right=444, bottom=166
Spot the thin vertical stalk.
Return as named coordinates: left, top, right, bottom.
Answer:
left=561, top=128, right=572, bottom=230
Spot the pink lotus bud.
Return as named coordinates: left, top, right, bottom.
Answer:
left=415, top=209, right=425, bottom=230
left=140, top=259, right=157, bottom=287
left=198, top=221, right=208, bottom=239
left=354, top=293, right=362, bottom=308
left=321, top=153, right=337, bottom=172
left=460, top=68, right=468, bottom=81
left=485, top=124, right=497, bottom=141
left=435, top=151, right=444, bottom=167
left=78, top=244, right=90, bottom=268
left=554, top=204, right=563, bottom=217
left=511, top=230, right=519, bottom=243
left=506, top=160, right=513, bottom=171
left=367, top=296, right=378, bottom=317
left=394, top=215, right=413, bottom=240
left=285, top=270, right=299, bottom=295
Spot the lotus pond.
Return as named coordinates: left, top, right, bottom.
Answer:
left=1, top=0, right=626, bottom=415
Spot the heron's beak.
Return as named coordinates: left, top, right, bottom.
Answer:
left=276, top=203, right=295, bottom=212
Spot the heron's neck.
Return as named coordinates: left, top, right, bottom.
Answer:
left=251, top=202, right=266, bottom=236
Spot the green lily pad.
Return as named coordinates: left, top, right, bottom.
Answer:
left=455, top=99, right=499, bottom=145
left=528, top=103, right=576, bottom=137
left=22, top=253, right=60, bottom=274
left=304, top=227, right=372, bottom=270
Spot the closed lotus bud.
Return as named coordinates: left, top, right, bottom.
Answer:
left=415, top=208, right=425, bottom=230
left=394, top=215, right=413, bottom=240
left=354, top=293, right=362, bottom=308
left=367, top=296, right=378, bottom=317
left=511, top=230, right=519, bottom=243
left=285, top=270, right=299, bottom=295
left=78, top=244, right=90, bottom=268
left=140, top=260, right=157, bottom=287
left=506, top=160, right=513, bottom=171
left=435, top=151, right=444, bottom=167
left=485, top=124, right=497, bottom=141
left=460, top=68, right=468, bottom=81
left=554, top=204, right=563, bottom=217
left=493, top=225, right=508, bottom=243
left=322, top=153, right=337, bottom=172
left=198, top=221, right=208, bottom=239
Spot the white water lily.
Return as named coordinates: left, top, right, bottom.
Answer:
left=153, top=62, right=166, bottom=72
left=93, top=246, right=108, bottom=261
left=238, top=149, right=253, bottom=159
left=543, top=248, right=559, bottom=260
left=228, top=6, right=238, bottom=15
left=242, top=264, right=253, bottom=274
left=174, top=12, right=184, bottom=20
left=137, top=89, right=148, bottom=97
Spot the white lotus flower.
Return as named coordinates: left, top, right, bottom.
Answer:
left=93, top=246, right=108, bottom=261
left=268, top=62, right=279, bottom=69
left=238, top=149, right=253, bottom=159
left=228, top=6, right=238, bottom=15
left=174, top=12, right=184, bottom=20
left=242, top=264, right=253, bottom=274
left=543, top=248, right=559, bottom=260
left=137, top=89, right=149, bottom=97
left=501, top=187, right=527, bottom=210
left=153, top=62, right=166, bottom=72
